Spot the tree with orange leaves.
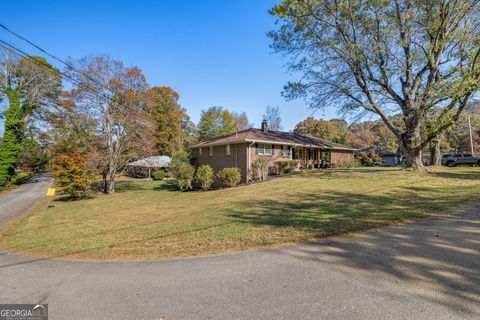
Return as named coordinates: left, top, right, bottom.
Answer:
left=145, top=86, right=193, bottom=156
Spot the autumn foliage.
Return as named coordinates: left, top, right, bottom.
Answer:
left=53, top=152, right=95, bottom=199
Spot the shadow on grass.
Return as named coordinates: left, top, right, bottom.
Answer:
left=115, top=180, right=178, bottom=193
left=224, top=189, right=480, bottom=315
left=3, top=173, right=479, bottom=314
left=432, top=168, right=480, bottom=180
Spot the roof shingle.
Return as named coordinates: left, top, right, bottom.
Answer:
left=189, top=128, right=355, bottom=150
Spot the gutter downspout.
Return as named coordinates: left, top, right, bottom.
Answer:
left=247, top=141, right=255, bottom=182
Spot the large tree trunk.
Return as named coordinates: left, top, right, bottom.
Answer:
left=429, top=137, right=442, bottom=166
left=107, top=176, right=115, bottom=193
left=401, top=137, right=426, bottom=170
left=102, top=173, right=108, bottom=193
left=107, top=165, right=116, bottom=194
left=399, top=115, right=429, bottom=171
left=404, top=149, right=425, bottom=170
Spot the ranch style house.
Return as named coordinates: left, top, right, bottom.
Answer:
left=189, top=120, right=355, bottom=183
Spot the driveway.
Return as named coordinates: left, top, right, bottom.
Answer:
left=0, top=200, right=478, bottom=319
left=0, top=172, right=53, bottom=228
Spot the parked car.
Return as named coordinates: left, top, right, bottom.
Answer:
left=441, top=153, right=480, bottom=167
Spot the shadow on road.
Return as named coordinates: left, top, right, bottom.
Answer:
left=269, top=206, right=480, bottom=315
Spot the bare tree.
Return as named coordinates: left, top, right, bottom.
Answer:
left=66, top=55, right=154, bottom=193
left=270, top=0, right=480, bottom=169
left=263, top=105, right=283, bottom=131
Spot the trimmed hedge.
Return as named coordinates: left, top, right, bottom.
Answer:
left=152, top=170, right=165, bottom=180
left=275, top=160, right=299, bottom=175
left=217, top=167, right=241, bottom=187
left=169, top=152, right=195, bottom=190
left=194, top=164, right=214, bottom=190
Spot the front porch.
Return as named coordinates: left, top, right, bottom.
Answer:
left=292, top=147, right=331, bottom=168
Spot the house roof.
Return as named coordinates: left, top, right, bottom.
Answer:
left=357, top=147, right=399, bottom=156
left=189, top=128, right=355, bottom=151
left=126, top=156, right=171, bottom=168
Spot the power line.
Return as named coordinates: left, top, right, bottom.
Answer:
left=0, top=22, right=115, bottom=95
left=0, top=40, right=81, bottom=87
left=0, top=39, right=112, bottom=102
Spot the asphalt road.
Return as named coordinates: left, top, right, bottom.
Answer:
left=0, top=178, right=478, bottom=319
left=0, top=172, right=53, bottom=228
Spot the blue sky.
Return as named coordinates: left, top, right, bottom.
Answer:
left=1, top=0, right=341, bottom=134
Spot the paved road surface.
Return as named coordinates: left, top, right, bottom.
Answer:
left=0, top=197, right=478, bottom=319
left=0, top=173, right=52, bottom=228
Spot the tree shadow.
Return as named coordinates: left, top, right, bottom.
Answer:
left=225, top=190, right=480, bottom=315
left=114, top=180, right=178, bottom=192
left=432, top=168, right=480, bottom=180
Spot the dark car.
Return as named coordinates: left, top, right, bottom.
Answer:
left=441, top=153, right=480, bottom=167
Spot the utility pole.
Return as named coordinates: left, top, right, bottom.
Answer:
left=468, top=115, right=474, bottom=155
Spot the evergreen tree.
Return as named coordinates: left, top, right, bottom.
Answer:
left=0, top=88, right=23, bottom=185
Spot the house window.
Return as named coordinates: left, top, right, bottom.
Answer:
left=308, top=149, right=315, bottom=160
left=256, top=143, right=272, bottom=156
left=209, top=146, right=213, bottom=157
left=281, top=145, right=291, bottom=157
left=199, top=147, right=202, bottom=156
left=292, top=148, right=303, bottom=160
left=225, top=144, right=231, bottom=156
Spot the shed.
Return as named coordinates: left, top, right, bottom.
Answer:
left=126, top=156, right=171, bottom=179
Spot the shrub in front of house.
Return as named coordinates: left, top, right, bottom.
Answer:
left=319, top=160, right=331, bottom=169
left=152, top=170, right=165, bottom=180
left=251, top=158, right=268, bottom=181
left=334, top=159, right=359, bottom=168
left=217, top=167, right=241, bottom=187
left=358, top=152, right=382, bottom=166
left=194, top=164, right=214, bottom=190
left=276, top=160, right=299, bottom=175
left=169, top=152, right=195, bottom=190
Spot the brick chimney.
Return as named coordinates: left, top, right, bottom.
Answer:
left=261, top=119, right=268, bottom=132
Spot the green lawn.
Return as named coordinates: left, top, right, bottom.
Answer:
left=1, top=167, right=479, bottom=259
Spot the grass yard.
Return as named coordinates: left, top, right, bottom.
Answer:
left=1, top=167, right=479, bottom=259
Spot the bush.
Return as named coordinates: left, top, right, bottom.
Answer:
left=53, top=152, right=95, bottom=199
left=217, top=167, right=241, bottom=187
left=251, top=158, right=268, bottom=181
left=169, top=152, right=194, bottom=190
left=194, top=164, right=214, bottom=190
left=357, top=152, right=382, bottom=166
left=276, top=160, right=299, bottom=175
left=335, top=159, right=359, bottom=168
left=152, top=170, right=165, bottom=180
left=319, top=160, right=331, bottom=169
